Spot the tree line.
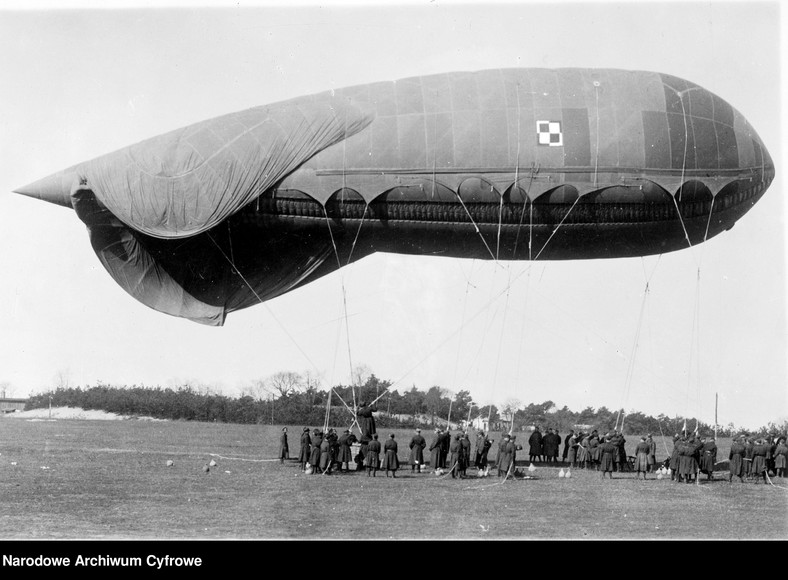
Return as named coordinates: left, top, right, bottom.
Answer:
left=21, top=370, right=786, bottom=437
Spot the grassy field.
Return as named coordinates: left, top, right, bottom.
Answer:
left=1, top=415, right=786, bottom=540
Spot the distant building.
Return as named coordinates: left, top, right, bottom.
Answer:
left=0, top=397, right=27, bottom=413
left=470, top=416, right=489, bottom=432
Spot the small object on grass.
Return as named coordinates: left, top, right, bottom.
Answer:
left=528, top=463, right=536, bottom=473
left=558, top=468, right=565, bottom=478
left=203, top=464, right=210, bottom=473
left=166, top=460, right=174, bottom=467
left=565, top=468, right=572, bottom=479
left=209, top=459, right=217, bottom=467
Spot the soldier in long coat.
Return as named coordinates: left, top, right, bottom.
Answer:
left=449, top=434, right=463, bottom=478
left=669, top=434, right=681, bottom=480
left=562, top=430, right=575, bottom=462
left=773, top=437, right=787, bottom=478
left=381, top=433, right=399, bottom=477
left=699, top=437, right=718, bottom=480
left=319, top=434, right=332, bottom=474
left=510, top=436, right=523, bottom=473
left=613, top=432, right=628, bottom=472
left=278, top=427, right=289, bottom=464
left=576, top=433, right=589, bottom=469
left=743, top=438, right=755, bottom=477
left=298, top=427, right=312, bottom=471
left=408, top=429, right=427, bottom=473
left=357, top=434, right=371, bottom=472
left=542, top=428, right=560, bottom=463
left=750, top=438, right=771, bottom=484
left=364, top=434, right=381, bottom=477
left=475, top=432, right=493, bottom=471
left=678, top=436, right=701, bottom=483
left=497, top=435, right=513, bottom=478
left=309, top=429, right=323, bottom=474
left=459, top=433, right=472, bottom=477
left=728, top=436, right=747, bottom=483
left=528, top=427, right=543, bottom=463
left=634, top=437, right=650, bottom=479
left=599, top=437, right=617, bottom=478
left=356, top=401, right=378, bottom=440
left=646, top=434, right=657, bottom=472
left=587, top=431, right=601, bottom=470
left=439, top=429, right=450, bottom=468
left=429, top=429, right=442, bottom=473
left=336, top=429, right=357, bottom=473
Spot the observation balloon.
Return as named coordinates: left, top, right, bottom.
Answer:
left=15, top=68, right=775, bottom=325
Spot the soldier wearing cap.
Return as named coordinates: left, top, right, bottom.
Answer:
left=750, top=438, right=771, bottom=484
left=309, top=429, right=323, bottom=475
left=364, top=433, right=381, bottom=477
left=449, top=434, right=463, bottom=478
left=474, top=431, right=493, bottom=472
left=336, top=429, right=357, bottom=473
left=497, top=434, right=513, bottom=478
left=728, top=436, right=746, bottom=483
left=381, top=433, right=400, bottom=477
left=599, top=436, right=617, bottom=479
left=409, top=428, right=426, bottom=473
left=279, top=427, right=289, bottom=464
left=298, top=427, right=311, bottom=471
left=700, top=436, right=717, bottom=480
left=429, top=428, right=442, bottom=473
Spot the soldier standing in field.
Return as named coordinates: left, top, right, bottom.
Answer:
left=646, top=434, right=657, bottom=473
left=336, top=429, right=357, bottom=473
left=459, top=432, right=472, bottom=478
left=700, top=436, right=718, bottom=480
left=448, top=434, right=462, bottom=478
left=298, top=427, right=311, bottom=471
left=364, top=433, right=381, bottom=477
left=497, top=434, right=513, bottom=478
left=599, top=436, right=617, bottom=479
left=728, top=436, right=746, bottom=483
left=381, top=433, right=400, bottom=478
left=279, top=427, right=289, bottom=464
left=409, top=428, right=426, bottom=473
left=429, top=428, right=442, bottom=473
left=773, top=437, right=787, bottom=478
left=309, top=429, right=323, bottom=475
left=475, top=432, right=493, bottom=473
left=633, top=437, right=650, bottom=480
left=562, top=429, right=574, bottom=463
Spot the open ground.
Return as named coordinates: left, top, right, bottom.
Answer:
left=1, top=409, right=786, bottom=540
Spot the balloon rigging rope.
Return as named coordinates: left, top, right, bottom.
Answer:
left=206, top=233, right=322, bottom=378
left=453, top=191, right=499, bottom=263
left=615, top=280, right=650, bottom=432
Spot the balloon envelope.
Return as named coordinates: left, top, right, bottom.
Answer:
left=15, top=68, right=775, bottom=325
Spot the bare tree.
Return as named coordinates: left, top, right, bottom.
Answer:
left=351, top=364, right=372, bottom=388
left=53, top=368, right=71, bottom=389
left=265, top=371, right=305, bottom=398
left=0, top=381, right=13, bottom=399
left=501, top=398, right=522, bottom=431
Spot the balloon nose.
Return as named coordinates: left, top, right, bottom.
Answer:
left=13, top=171, right=75, bottom=208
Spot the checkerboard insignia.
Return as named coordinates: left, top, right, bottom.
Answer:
left=536, top=120, right=563, bottom=147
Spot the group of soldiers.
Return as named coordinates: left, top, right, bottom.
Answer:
left=286, top=424, right=496, bottom=478
left=674, top=433, right=788, bottom=484
left=278, top=417, right=788, bottom=483
left=527, top=427, right=643, bottom=476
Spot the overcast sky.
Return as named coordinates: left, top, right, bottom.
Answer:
left=0, top=0, right=784, bottom=431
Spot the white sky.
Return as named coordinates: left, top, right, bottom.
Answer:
left=0, top=0, right=784, bottom=431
